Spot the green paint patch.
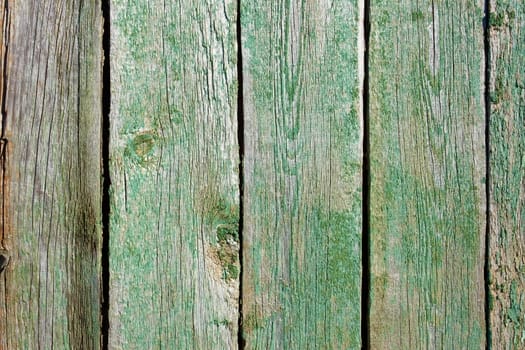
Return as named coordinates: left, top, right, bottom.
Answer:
left=490, top=8, right=516, bottom=30
left=411, top=10, right=424, bottom=22
left=507, top=9, right=516, bottom=21
left=169, top=108, right=184, bottom=124
left=217, top=224, right=238, bottom=242
left=508, top=280, right=524, bottom=327
left=205, top=195, right=240, bottom=242
left=491, top=75, right=505, bottom=104
left=202, top=194, right=240, bottom=281
left=212, top=319, right=232, bottom=328
left=490, top=12, right=506, bottom=28
left=427, top=71, right=442, bottom=94
left=223, top=263, right=239, bottom=280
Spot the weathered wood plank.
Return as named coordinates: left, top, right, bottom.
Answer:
left=489, top=2, right=525, bottom=348
left=369, top=0, right=487, bottom=348
left=109, top=0, right=239, bottom=348
left=0, top=0, right=103, bottom=349
left=241, top=0, right=363, bottom=348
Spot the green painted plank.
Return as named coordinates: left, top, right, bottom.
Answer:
left=241, top=1, right=363, bottom=348
left=369, top=0, right=487, bottom=348
left=0, top=1, right=103, bottom=349
left=489, top=2, right=525, bottom=348
left=109, top=0, right=239, bottom=348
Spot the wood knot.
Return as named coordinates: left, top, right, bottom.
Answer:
left=124, top=131, right=158, bottom=167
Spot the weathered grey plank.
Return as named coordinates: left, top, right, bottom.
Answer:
left=489, top=2, right=525, bottom=348
left=369, top=0, right=487, bottom=348
left=109, top=0, right=239, bottom=348
left=0, top=0, right=103, bottom=349
left=241, top=0, right=363, bottom=348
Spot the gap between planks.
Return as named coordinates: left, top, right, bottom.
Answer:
left=236, top=0, right=246, bottom=348
left=361, top=0, right=371, bottom=347
left=101, top=0, right=111, bottom=348
left=483, top=0, right=491, bottom=348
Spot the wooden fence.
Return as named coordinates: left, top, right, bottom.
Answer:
left=0, top=0, right=522, bottom=349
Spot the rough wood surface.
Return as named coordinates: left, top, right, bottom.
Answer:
left=109, top=0, right=239, bottom=348
left=489, top=1, right=525, bottom=348
left=241, top=1, right=363, bottom=348
left=369, top=0, right=487, bottom=348
left=0, top=0, right=103, bottom=349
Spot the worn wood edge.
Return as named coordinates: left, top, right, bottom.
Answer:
left=488, top=1, right=525, bottom=348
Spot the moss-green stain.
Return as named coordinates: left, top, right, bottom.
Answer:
left=223, top=264, right=239, bottom=280
left=490, top=7, right=517, bottom=29
left=212, top=319, right=232, bottom=328
left=204, top=195, right=240, bottom=243
left=508, top=281, right=523, bottom=326
left=490, top=11, right=506, bottom=28
left=411, top=10, right=425, bottom=22
left=492, top=82, right=503, bottom=104
left=202, top=195, right=240, bottom=281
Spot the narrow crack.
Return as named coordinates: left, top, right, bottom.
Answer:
left=483, top=0, right=491, bottom=348
left=361, top=0, right=371, bottom=348
left=1, top=0, right=8, bottom=137
left=236, top=0, right=245, bottom=348
left=1, top=0, right=10, bottom=248
left=101, top=0, right=111, bottom=348
left=1, top=3, right=10, bottom=348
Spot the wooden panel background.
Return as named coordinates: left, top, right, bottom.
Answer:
left=0, top=0, right=524, bottom=349
left=369, top=0, right=487, bottom=348
left=240, top=0, right=363, bottom=348
left=108, top=0, right=239, bottom=348
left=0, top=0, right=103, bottom=349
left=489, top=1, right=525, bottom=348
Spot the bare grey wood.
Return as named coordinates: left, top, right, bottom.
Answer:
left=0, top=1, right=103, bottom=348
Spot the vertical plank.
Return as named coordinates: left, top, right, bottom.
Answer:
left=241, top=0, right=363, bottom=348
left=369, top=0, right=487, bottom=348
left=489, top=2, right=525, bottom=348
left=109, top=0, right=239, bottom=348
left=0, top=0, right=103, bottom=349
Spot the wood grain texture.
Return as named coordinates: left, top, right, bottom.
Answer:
left=369, top=0, right=487, bottom=348
left=489, top=1, right=525, bottom=348
left=0, top=0, right=103, bottom=349
left=109, top=0, right=239, bottom=348
left=241, top=0, right=363, bottom=348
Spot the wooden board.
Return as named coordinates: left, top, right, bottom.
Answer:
left=108, top=0, right=239, bottom=348
left=240, top=0, right=363, bottom=348
left=369, top=0, right=487, bottom=348
left=489, top=2, right=525, bottom=348
left=0, top=1, right=103, bottom=349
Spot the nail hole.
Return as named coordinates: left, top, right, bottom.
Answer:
left=0, top=251, right=10, bottom=272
